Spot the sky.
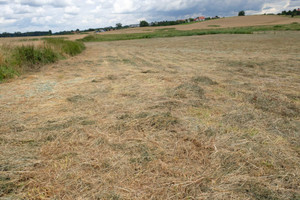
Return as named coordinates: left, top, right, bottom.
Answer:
left=0, top=0, right=299, bottom=33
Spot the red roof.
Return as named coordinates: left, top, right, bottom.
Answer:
left=195, top=16, right=205, bottom=20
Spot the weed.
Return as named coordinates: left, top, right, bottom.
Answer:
left=0, top=38, right=85, bottom=81
left=0, top=65, right=18, bottom=81
left=43, top=38, right=85, bottom=56
left=13, top=45, right=58, bottom=68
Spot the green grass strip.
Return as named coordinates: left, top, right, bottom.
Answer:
left=79, top=23, right=300, bottom=42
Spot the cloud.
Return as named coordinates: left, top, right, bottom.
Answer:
left=0, top=0, right=299, bottom=33
left=0, top=0, right=9, bottom=5
left=31, top=16, right=53, bottom=24
left=20, top=0, right=71, bottom=8
left=64, top=6, right=80, bottom=15
left=0, top=17, right=17, bottom=24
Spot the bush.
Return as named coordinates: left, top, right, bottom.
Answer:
left=238, top=10, right=245, bottom=16
left=140, top=20, right=149, bottom=27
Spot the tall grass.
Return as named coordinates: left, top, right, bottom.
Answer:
left=0, top=38, right=85, bottom=82
left=43, top=38, right=85, bottom=56
left=80, top=23, right=300, bottom=42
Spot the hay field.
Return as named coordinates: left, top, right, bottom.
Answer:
left=0, top=34, right=87, bottom=47
left=0, top=31, right=300, bottom=199
left=101, top=15, right=300, bottom=34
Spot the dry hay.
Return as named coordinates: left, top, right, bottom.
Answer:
left=0, top=32, right=300, bottom=199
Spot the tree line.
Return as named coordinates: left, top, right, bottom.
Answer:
left=139, top=17, right=216, bottom=27
left=0, top=30, right=52, bottom=37
left=278, top=9, right=300, bottom=17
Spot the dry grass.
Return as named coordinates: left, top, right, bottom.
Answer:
left=0, top=31, right=300, bottom=199
left=99, top=15, right=300, bottom=35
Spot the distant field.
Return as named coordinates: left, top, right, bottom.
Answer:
left=100, top=15, right=300, bottom=34
left=0, top=34, right=86, bottom=46
left=0, top=31, right=299, bottom=199
left=80, top=23, right=300, bottom=42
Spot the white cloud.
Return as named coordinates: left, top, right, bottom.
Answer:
left=31, top=16, right=53, bottom=24
left=64, top=6, right=80, bottom=15
left=0, top=0, right=299, bottom=33
left=0, top=17, right=17, bottom=24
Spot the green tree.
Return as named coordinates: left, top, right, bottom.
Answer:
left=238, top=10, right=245, bottom=16
left=116, top=23, right=122, bottom=29
left=140, top=20, right=149, bottom=27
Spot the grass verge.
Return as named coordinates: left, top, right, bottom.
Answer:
left=79, top=23, right=300, bottom=42
left=0, top=38, right=85, bottom=82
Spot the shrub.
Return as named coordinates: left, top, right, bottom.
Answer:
left=238, top=11, right=245, bottom=16
left=140, top=20, right=149, bottom=27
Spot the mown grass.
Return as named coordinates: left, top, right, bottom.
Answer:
left=0, top=38, right=85, bottom=82
left=80, top=23, right=300, bottom=42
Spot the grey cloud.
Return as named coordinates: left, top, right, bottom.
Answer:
left=20, top=0, right=70, bottom=8
left=1, top=0, right=299, bottom=33
left=0, top=0, right=9, bottom=5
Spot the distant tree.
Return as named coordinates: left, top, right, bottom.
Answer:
left=238, top=10, right=245, bottom=16
left=140, top=20, right=149, bottom=27
left=49, top=30, right=52, bottom=35
left=116, top=23, right=122, bottom=29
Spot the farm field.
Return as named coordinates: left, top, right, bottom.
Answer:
left=0, top=30, right=300, bottom=199
left=100, top=15, right=300, bottom=34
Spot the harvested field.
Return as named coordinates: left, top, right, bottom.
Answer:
left=100, top=15, right=300, bottom=34
left=0, top=34, right=87, bottom=47
left=0, top=31, right=300, bottom=199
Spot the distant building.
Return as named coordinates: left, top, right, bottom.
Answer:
left=297, top=8, right=300, bottom=12
left=194, top=16, right=205, bottom=22
left=129, top=24, right=140, bottom=28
